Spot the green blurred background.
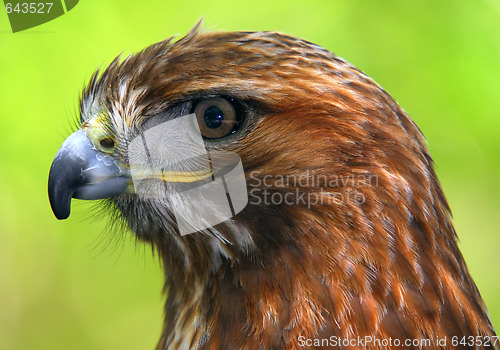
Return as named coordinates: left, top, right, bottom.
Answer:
left=0, top=0, right=498, bottom=349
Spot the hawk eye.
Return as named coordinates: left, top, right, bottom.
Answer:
left=193, top=97, right=242, bottom=139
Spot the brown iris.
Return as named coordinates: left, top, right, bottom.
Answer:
left=193, top=97, right=241, bottom=139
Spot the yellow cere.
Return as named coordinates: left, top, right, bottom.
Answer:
left=82, top=111, right=117, bottom=153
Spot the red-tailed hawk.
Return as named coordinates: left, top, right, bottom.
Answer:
left=48, top=26, right=497, bottom=349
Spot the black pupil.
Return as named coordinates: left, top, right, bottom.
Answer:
left=204, top=106, right=224, bottom=129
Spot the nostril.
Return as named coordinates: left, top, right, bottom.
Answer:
left=99, top=138, right=115, bottom=149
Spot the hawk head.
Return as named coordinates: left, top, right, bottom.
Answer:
left=48, top=26, right=497, bottom=349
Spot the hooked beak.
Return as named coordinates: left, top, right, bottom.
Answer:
left=48, top=130, right=130, bottom=220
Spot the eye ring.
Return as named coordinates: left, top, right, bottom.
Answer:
left=193, top=97, right=242, bottom=139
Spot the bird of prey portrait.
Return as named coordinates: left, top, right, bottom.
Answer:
left=48, top=24, right=498, bottom=349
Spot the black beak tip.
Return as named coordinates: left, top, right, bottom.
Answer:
left=49, top=198, right=71, bottom=220
left=48, top=174, right=72, bottom=220
left=51, top=204, right=71, bottom=220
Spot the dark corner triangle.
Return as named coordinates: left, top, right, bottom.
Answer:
left=64, top=0, right=79, bottom=12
